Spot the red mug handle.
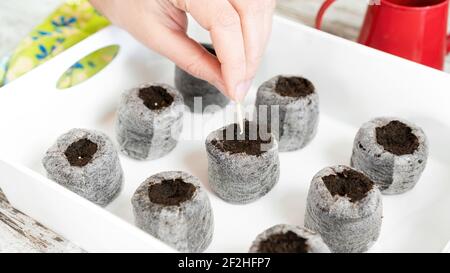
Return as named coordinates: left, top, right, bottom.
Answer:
left=315, top=0, right=337, bottom=29
left=447, top=35, right=450, bottom=54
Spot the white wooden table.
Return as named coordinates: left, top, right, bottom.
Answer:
left=1, top=0, right=449, bottom=252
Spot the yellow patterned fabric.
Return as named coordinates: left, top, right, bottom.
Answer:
left=0, top=0, right=110, bottom=87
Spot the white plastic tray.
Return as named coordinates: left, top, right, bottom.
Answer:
left=1, top=15, right=450, bottom=253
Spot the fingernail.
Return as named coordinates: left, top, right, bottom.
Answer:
left=235, top=79, right=253, bottom=102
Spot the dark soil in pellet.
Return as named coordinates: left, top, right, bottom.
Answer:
left=323, top=169, right=374, bottom=203
left=139, top=86, right=174, bottom=110
left=211, top=121, right=272, bottom=156
left=376, top=120, right=419, bottom=156
left=148, top=178, right=196, bottom=206
left=258, top=231, right=309, bottom=253
left=65, top=138, right=98, bottom=167
left=275, top=76, right=315, bottom=98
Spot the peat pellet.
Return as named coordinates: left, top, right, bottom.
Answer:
left=205, top=120, right=280, bottom=204
left=304, top=166, right=382, bottom=253
left=132, top=171, right=214, bottom=253
left=116, top=83, right=184, bottom=160
left=249, top=224, right=330, bottom=253
left=351, top=117, right=428, bottom=194
left=42, top=129, right=123, bottom=206
left=255, top=75, right=319, bottom=152
left=175, top=44, right=229, bottom=112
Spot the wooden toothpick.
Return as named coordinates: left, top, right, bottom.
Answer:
left=236, top=103, right=244, bottom=134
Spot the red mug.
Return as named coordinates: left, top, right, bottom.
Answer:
left=316, top=0, right=450, bottom=70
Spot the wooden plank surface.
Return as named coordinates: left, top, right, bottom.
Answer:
left=0, top=189, right=82, bottom=252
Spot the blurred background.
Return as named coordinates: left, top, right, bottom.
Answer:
left=0, top=0, right=370, bottom=58
left=2, top=0, right=449, bottom=73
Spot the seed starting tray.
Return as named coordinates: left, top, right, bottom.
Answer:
left=1, top=15, right=450, bottom=252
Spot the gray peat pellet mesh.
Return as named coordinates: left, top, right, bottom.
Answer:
left=42, top=128, right=123, bottom=207
left=116, top=83, right=184, bottom=161
left=255, top=75, right=319, bottom=152
left=351, top=117, right=428, bottom=195
left=249, top=224, right=330, bottom=253
left=205, top=122, right=280, bottom=204
left=132, top=171, right=214, bottom=253
left=174, top=43, right=229, bottom=112
left=304, top=165, right=382, bottom=253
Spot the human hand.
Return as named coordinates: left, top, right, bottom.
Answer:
left=90, top=0, right=276, bottom=101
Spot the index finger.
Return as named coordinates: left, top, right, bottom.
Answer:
left=190, top=0, right=247, bottom=101
left=229, top=0, right=275, bottom=81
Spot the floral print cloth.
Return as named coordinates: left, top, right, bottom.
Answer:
left=0, top=0, right=110, bottom=87
left=56, top=44, right=119, bottom=89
